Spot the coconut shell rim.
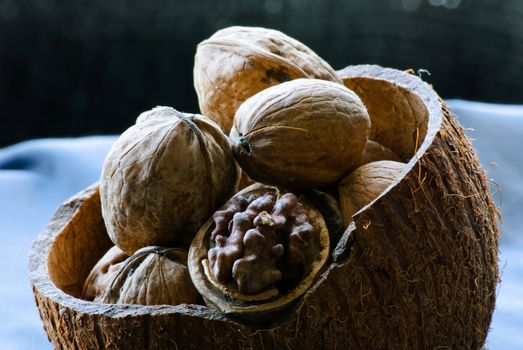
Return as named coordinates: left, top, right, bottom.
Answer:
left=28, top=183, right=232, bottom=320
left=334, top=65, right=442, bottom=225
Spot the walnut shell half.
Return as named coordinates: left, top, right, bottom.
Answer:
left=194, top=26, right=341, bottom=133
left=188, top=184, right=330, bottom=322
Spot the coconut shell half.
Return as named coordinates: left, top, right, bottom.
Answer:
left=29, top=65, right=499, bottom=349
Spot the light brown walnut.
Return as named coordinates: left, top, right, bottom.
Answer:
left=354, top=139, right=402, bottom=168
left=81, top=246, right=129, bottom=302
left=100, top=106, right=239, bottom=254
left=230, top=79, right=371, bottom=190
left=101, top=247, right=202, bottom=306
left=338, top=160, right=406, bottom=226
left=194, top=26, right=341, bottom=133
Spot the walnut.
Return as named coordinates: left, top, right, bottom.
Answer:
left=299, top=189, right=344, bottom=247
left=208, top=194, right=276, bottom=284
left=281, top=197, right=317, bottom=284
left=237, top=168, right=256, bottom=191
left=81, top=246, right=129, bottom=302
left=194, top=26, right=341, bottom=133
left=338, top=160, right=406, bottom=226
left=354, top=139, right=402, bottom=168
left=207, top=191, right=320, bottom=295
left=100, top=106, right=239, bottom=254
left=231, top=224, right=284, bottom=294
left=101, top=246, right=202, bottom=306
left=230, top=78, right=371, bottom=190
left=188, top=184, right=330, bottom=319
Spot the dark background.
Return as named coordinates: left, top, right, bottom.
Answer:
left=1, top=0, right=522, bottom=147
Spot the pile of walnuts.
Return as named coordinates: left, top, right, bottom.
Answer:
left=83, top=26, right=406, bottom=309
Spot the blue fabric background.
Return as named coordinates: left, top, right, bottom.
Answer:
left=0, top=100, right=521, bottom=349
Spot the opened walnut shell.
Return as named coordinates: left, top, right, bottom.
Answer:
left=193, top=26, right=340, bottom=133
left=230, top=78, right=371, bottom=190
left=188, top=183, right=330, bottom=321
left=100, top=106, right=239, bottom=254
left=30, top=65, right=499, bottom=349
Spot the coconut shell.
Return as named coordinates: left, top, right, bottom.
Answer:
left=100, top=106, right=239, bottom=254
left=30, top=65, right=499, bottom=349
left=230, top=78, right=371, bottom=190
left=338, top=160, right=406, bottom=226
left=101, top=246, right=201, bottom=306
left=337, top=68, right=429, bottom=160
left=194, top=26, right=341, bottom=133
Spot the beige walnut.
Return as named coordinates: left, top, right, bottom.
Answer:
left=338, top=160, right=405, bottom=226
left=194, top=26, right=341, bottom=133
left=81, top=246, right=129, bottom=302
left=353, top=139, right=402, bottom=168
left=100, top=106, right=239, bottom=254
left=237, top=168, right=256, bottom=191
left=101, top=247, right=201, bottom=306
left=230, top=79, right=371, bottom=190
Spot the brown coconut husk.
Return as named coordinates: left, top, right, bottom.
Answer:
left=29, top=65, right=499, bottom=349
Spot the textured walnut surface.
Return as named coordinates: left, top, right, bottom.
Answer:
left=101, top=246, right=202, bottom=306
left=81, top=245, right=129, bottom=302
left=230, top=78, right=371, bottom=189
left=208, top=190, right=319, bottom=295
left=194, top=26, right=340, bottom=133
left=188, top=184, right=330, bottom=320
left=100, top=106, right=238, bottom=254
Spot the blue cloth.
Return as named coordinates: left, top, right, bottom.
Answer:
left=0, top=136, right=117, bottom=349
left=446, top=100, right=523, bottom=349
left=0, top=100, right=521, bottom=349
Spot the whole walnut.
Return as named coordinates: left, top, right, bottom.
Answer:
left=230, top=79, right=371, bottom=190
left=338, top=160, right=405, bottom=226
left=193, top=26, right=341, bottom=133
left=82, top=246, right=129, bottom=302
left=100, top=106, right=239, bottom=254
left=101, top=247, right=202, bottom=306
left=353, top=139, right=402, bottom=168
